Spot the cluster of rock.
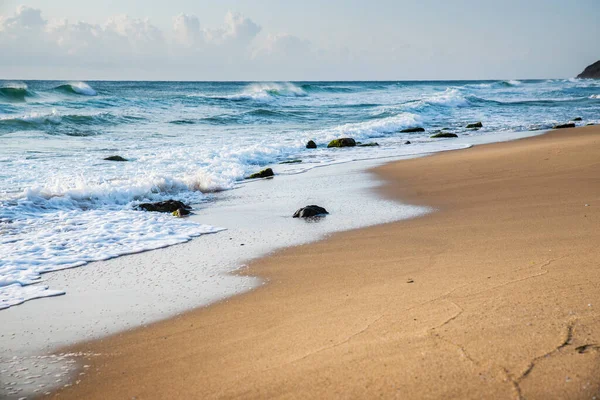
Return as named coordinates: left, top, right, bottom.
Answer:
left=135, top=108, right=592, bottom=221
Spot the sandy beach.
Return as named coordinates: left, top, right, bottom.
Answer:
left=53, top=126, right=600, bottom=399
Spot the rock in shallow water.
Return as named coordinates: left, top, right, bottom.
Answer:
left=553, top=123, right=576, bottom=129
left=400, top=127, right=425, bottom=133
left=104, top=155, right=128, bottom=162
left=431, top=132, right=458, bottom=138
left=293, top=205, right=329, bottom=218
left=138, top=200, right=191, bottom=214
left=327, top=138, right=356, bottom=148
left=358, top=142, right=379, bottom=147
left=466, top=122, right=483, bottom=129
left=306, top=140, right=317, bottom=149
left=247, top=168, right=274, bottom=179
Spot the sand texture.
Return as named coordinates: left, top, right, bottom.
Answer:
left=55, top=127, right=600, bottom=399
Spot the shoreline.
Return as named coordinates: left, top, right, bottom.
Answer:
left=52, top=126, right=600, bottom=399
left=0, top=130, right=542, bottom=362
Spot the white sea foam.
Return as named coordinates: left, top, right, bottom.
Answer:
left=0, top=208, right=224, bottom=310
left=425, top=88, right=469, bottom=107
left=317, top=112, right=422, bottom=141
left=0, top=109, right=62, bottom=124
left=0, top=283, right=64, bottom=310
left=590, top=94, right=600, bottom=99
left=224, top=82, right=307, bottom=102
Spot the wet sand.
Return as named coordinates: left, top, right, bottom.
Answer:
left=55, top=126, right=600, bottom=399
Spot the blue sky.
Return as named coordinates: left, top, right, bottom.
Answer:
left=0, top=0, right=598, bottom=80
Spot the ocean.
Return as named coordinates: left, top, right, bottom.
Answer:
left=1, top=79, right=599, bottom=310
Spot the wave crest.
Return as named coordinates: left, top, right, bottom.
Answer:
left=319, top=112, right=422, bottom=142
left=220, top=82, right=307, bottom=102
left=0, top=83, right=33, bottom=102
left=54, top=82, right=97, bottom=96
left=0, top=110, right=141, bottom=135
left=500, top=80, right=523, bottom=87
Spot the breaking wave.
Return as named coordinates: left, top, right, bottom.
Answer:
left=214, top=82, right=308, bottom=102
left=0, top=110, right=143, bottom=135
left=0, top=83, right=33, bottom=102
left=54, top=82, right=97, bottom=96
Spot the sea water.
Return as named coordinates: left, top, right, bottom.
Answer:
left=1, top=79, right=599, bottom=310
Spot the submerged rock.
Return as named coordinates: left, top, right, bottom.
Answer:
left=466, top=122, right=483, bottom=129
left=431, top=132, right=458, bottom=138
left=358, top=142, right=379, bottom=147
left=293, top=205, right=329, bottom=218
left=104, top=155, right=128, bottom=162
left=400, top=127, right=425, bottom=133
left=280, top=159, right=302, bottom=164
left=553, top=123, right=576, bottom=129
left=404, top=141, right=411, bottom=145
left=577, top=60, right=600, bottom=79
left=572, top=117, right=583, bottom=122
left=247, top=168, right=274, bottom=179
left=138, top=200, right=191, bottom=214
left=306, top=140, right=317, bottom=149
left=327, top=138, right=356, bottom=148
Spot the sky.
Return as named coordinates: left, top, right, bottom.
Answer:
left=0, top=0, right=598, bottom=81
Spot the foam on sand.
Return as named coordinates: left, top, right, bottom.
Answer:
left=0, top=207, right=224, bottom=310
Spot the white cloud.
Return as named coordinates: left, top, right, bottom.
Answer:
left=173, top=13, right=201, bottom=47
left=0, top=5, right=336, bottom=80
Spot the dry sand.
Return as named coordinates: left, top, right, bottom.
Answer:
left=54, top=127, right=600, bottom=399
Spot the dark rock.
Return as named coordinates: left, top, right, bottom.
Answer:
left=293, top=205, right=329, bottom=218
left=466, top=122, right=483, bottom=129
left=553, top=123, right=576, bottom=129
left=572, top=117, right=583, bottom=121
left=577, top=60, right=600, bottom=79
left=404, top=141, right=411, bottom=145
left=247, top=168, right=274, bottom=179
left=327, top=138, right=356, bottom=148
left=400, top=127, right=425, bottom=133
left=280, top=159, right=302, bottom=164
left=306, top=140, right=317, bottom=149
left=104, top=155, right=128, bottom=162
left=138, top=200, right=191, bottom=214
left=358, top=142, right=379, bottom=147
left=431, top=132, right=458, bottom=138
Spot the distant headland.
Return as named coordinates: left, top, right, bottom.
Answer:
left=577, top=60, right=600, bottom=79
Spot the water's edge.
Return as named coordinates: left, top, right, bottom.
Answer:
left=0, top=128, right=546, bottom=399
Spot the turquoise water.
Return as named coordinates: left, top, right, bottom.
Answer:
left=1, top=79, right=599, bottom=309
